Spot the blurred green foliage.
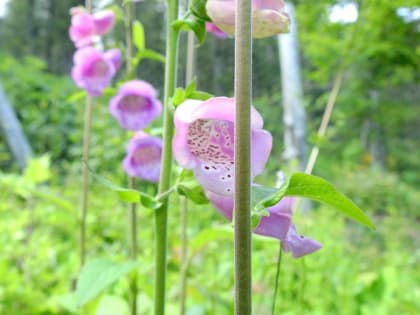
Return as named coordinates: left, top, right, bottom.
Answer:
left=0, top=0, right=419, bottom=314
left=0, top=163, right=418, bottom=314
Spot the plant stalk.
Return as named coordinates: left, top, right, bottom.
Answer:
left=79, top=94, right=93, bottom=269
left=234, top=0, right=252, bottom=312
left=124, top=1, right=139, bottom=314
left=155, top=0, right=179, bottom=313
left=271, top=242, right=283, bottom=315
left=78, top=0, right=94, bottom=273
left=179, top=30, right=195, bottom=315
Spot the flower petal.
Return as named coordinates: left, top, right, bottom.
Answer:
left=282, top=225, right=322, bottom=258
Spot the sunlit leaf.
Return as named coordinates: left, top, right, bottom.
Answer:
left=75, top=259, right=138, bottom=307
left=133, top=20, right=145, bottom=51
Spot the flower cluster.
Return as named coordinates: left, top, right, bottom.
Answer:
left=69, top=7, right=121, bottom=97
left=110, top=81, right=163, bottom=182
left=69, top=6, right=163, bottom=182
left=173, top=97, right=322, bottom=258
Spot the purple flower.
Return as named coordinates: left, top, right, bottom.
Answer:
left=109, top=80, right=162, bottom=131
left=173, top=97, right=272, bottom=196
left=205, top=0, right=290, bottom=38
left=71, top=47, right=121, bottom=96
left=206, top=22, right=229, bottom=39
left=206, top=192, right=322, bottom=258
left=283, top=224, right=322, bottom=258
left=123, top=132, right=162, bottom=182
left=69, top=7, right=115, bottom=48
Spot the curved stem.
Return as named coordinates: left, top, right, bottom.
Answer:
left=154, top=0, right=179, bottom=313
left=271, top=242, right=283, bottom=315
left=234, top=0, right=252, bottom=313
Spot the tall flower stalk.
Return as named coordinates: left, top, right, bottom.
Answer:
left=155, top=0, right=179, bottom=313
left=79, top=0, right=93, bottom=270
left=233, top=0, right=252, bottom=313
left=179, top=29, right=195, bottom=315
left=124, top=1, right=139, bottom=314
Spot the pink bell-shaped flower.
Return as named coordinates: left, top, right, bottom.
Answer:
left=205, top=0, right=289, bottom=39
left=69, top=7, right=115, bottom=48
left=71, top=47, right=121, bottom=96
left=173, top=97, right=272, bottom=196
left=109, top=80, right=162, bottom=131
left=123, top=132, right=162, bottom=183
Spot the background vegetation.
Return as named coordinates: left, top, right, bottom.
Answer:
left=0, top=0, right=418, bottom=314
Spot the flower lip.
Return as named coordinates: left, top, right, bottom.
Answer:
left=109, top=80, right=162, bottom=131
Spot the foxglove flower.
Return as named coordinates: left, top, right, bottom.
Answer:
left=71, top=47, right=121, bottom=96
left=206, top=22, right=229, bottom=39
left=206, top=0, right=290, bottom=38
left=123, top=132, right=162, bottom=182
left=109, top=80, right=162, bottom=131
left=173, top=97, right=272, bottom=196
left=206, top=192, right=322, bottom=257
left=69, top=7, right=115, bottom=48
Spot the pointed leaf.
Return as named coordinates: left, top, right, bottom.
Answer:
left=258, top=173, right=375, bottom=229
left=75, top=259, right=138, bottom=306
left=133, top=20, right=145, bottom=51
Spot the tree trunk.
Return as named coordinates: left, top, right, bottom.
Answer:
left=0, top=85, right=33, bottom=170
left=278, top=2, right=306, bottom=171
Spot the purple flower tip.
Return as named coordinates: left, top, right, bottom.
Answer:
left=173, top=97, right=272, bottom=196
left=206, top=22, right=229, bottom=39
left=282, top=225, right=323, bottom=258
left=109, top=80, right=162, bottom=131
left=71, top=47, right=121, bottom=96
left=69, top=7, right=115, bottom=47
left=206, top=192, right=322, bottom=258
left=123, top=132, right=162, bottom=182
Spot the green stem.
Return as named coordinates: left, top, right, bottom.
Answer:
left=179, top=196, right=188, bottom=315
left=78, top=0, right=94, bottom=275
left=234, top=0, right=252, bottom=313
left=179, top=29, right=195, bottom=315
left=124, top=1, right=138, bottom=314
left=271, top=242, right=283, bottom=315
left=155, top=0, right=179, bottom=313
left=79, top=94, right=93, bottom=269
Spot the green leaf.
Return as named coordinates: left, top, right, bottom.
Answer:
left=190, top=226, right=233, bottom=255
left=137, top=49, right=165, bottom=63
left=23, top=155, right=51, bottom=184
left=172, top=88, right=187, bottom=107
left=66, top=90, right=86, bottom=103
left=133, top=20, right=145, bottom=51
left=189, top=90, right=213, bottom=101
left=96, top=295, right=129, bottom=315
left=258, top=173, right=375, bottom=229
left=190, top=0, right=211, bottom=21
left=173, top=17, right=206, bottom=44
left=177, top=170, right=209, bottom=204
left=87, top=166, right=161, bottom=209
left=75, top=259, right=138, bottom=307
left=185, top=79, right=197, bottom=95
